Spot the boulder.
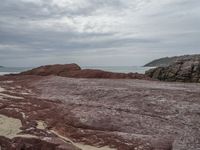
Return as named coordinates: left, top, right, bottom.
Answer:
left=145, top=57, right=200, bottom=82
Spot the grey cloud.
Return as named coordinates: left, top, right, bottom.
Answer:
left=0, top=0, right=199, bottom=67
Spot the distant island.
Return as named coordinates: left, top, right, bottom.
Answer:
left=144, top=54, right=200, bottom=67
left=0, top=66, right=4, bottom=68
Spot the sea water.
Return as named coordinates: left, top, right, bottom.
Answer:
left=0, top=66, right=154, bottom=75
left=0, top=67, right=31, bottom=75
left=82, top=66, right=153, bottom=74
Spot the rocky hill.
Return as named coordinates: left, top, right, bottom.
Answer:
left=144, top=54, right=200, bottom=67
left=145, top=56, right=200, bottom=82
left=19, top=63, right=150, bottom=80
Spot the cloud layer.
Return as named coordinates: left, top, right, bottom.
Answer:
left=0, top=0, right=200, bottom=66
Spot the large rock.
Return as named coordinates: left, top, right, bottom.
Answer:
left=20, top=64, right=81, bottom=76
left=20, top=64, right=150, bottom=80
left=145, top=57, right=200, bottom=82
left=144, top=54, right=200, bottom=67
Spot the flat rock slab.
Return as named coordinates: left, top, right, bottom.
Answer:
left=0, top=75, right=200, bottom=150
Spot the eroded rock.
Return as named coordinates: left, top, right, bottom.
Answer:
left=0, top=75, right=200, bottom=150
left=145, top=57, right=200, bottom=82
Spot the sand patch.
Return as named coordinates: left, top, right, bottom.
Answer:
left=0, top=87, right=5, bottom=92
left=0, top=114, right=37, bottom=139
left=0, top=114, right=22, bottom=139
left=51, top=130, right=116, bottom=150
left=36, top=121, right=46, bottom=130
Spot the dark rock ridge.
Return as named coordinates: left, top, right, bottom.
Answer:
left=0, top=136, right=79, bottom=150
left=145, top=56, right=200, bottom=82
left=20, top=63, right=150, bottom=80
left=144, top=54, right=200, bottom=67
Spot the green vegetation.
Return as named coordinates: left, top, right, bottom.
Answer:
left=144, top=54, right=200, bottom=67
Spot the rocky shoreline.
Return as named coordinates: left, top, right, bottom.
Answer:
left=19, top=64, right=151, bottom=80
left=0, top=74, right=200, bottom=150
left=145, top=56, right=200, bottom=82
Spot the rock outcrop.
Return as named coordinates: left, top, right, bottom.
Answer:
left=144, top=54, right=200, bottom=67
left=20, top=64, right=81, bottom=76
left=145, top=57, right=200, bottom=82
left=20, top=64, right=150, bottom=80
left=1, top=75, right=200, bottom=149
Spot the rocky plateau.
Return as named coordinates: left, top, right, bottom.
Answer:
left=0, top=64, right=199, bottom=150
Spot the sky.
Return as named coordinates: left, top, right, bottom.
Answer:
left=0, top=0, right=200, bottom=67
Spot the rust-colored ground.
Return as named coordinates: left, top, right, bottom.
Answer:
left=0, top=75, right=199, bottom=150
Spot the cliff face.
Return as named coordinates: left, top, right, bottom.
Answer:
left=145, top=57, right=200, bottom=82
left=144, top=54, right=200, bottom=67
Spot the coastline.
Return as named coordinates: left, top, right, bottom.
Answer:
left=0, top=66, right=153, bottom=76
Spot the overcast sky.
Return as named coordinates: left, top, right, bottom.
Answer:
left=0, top=0, right=200, bottom=67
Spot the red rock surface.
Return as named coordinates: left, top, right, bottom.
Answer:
left=19, top=64, right=150, bottom=80
left=20, top=64, right=81, bottom=76
left=0, top=75, right=200, bottom=150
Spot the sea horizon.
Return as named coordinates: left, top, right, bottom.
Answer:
left=0, top=65, right=154, bottom=75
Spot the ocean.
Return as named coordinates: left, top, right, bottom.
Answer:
left=0, top=67, right=31, bottom=75
left=0, top=66, right=154, bottom=75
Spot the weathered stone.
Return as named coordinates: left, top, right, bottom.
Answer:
left=145, top=57, right=200, bottom=83
left=0, top=75, right=200, bottom=150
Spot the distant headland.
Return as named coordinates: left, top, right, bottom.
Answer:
left=144, top=54, right=200, bottom=67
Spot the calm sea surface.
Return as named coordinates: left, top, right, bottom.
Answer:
left=0, top=66, right=154, bottom=75
left=0, top=67, right=32, bottom=75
